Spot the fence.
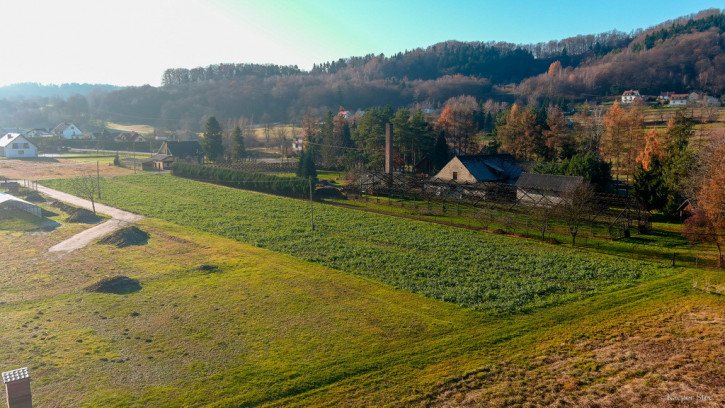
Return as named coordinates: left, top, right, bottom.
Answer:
left=335, top=172, right=725, bottom=269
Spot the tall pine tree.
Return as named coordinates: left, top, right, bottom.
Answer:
left=202, top=116, right=224, bottom=162
left=231, top=126, right=246, bottom=161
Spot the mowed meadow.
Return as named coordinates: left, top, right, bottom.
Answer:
left=0, top=174, right=723, bottom=406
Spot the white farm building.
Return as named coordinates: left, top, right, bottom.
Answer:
left=0, top=133, right=38, bottom=158
left=0, top=192, right=42, bottom=217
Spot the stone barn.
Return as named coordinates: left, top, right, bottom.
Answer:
left=433, top=155, right=522, bottom=184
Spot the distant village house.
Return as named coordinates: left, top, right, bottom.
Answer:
left=53, top=122, right=83, bottom=139
left=115, top=131, right=145, bottom=142
left=621, top=90, right=643, bottom=104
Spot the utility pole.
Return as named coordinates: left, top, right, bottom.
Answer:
left=309, top=176, right=314, bottom=232
left=96, top=160, right=101, bottom=199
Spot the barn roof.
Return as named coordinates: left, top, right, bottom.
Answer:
left=457, top=155, right=522, bottom=182
left=159, top=141, right=202, bottom=158
left=515, top=173, right=584, bottom=193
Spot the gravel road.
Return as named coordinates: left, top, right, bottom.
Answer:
left=33, top=184, right=145, bottom=252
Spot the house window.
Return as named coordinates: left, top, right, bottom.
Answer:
left=452, top=171, right=458, bottom=180
left=12, top=143, right=18, bottom=148
left=18, top=150, right=24, bottom=155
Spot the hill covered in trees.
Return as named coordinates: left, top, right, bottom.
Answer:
left=0, top=9, right=722, bottom=131
left=0, top=82, right=119, bottom=99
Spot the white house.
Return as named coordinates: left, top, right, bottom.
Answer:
left=669, top=94, right=689, bottom=107
left=621, top=90, right=643, bottom=104
left=0, top=133, right=38, bottom=158
left=53, top=122, right=83, bottom=139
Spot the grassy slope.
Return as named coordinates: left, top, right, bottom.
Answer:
left=1, top=217, right=723, bottom=407
left=43, top=175, right=672, bottom=314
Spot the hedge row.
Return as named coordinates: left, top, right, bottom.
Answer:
left=171, top=162, right=313, bottom=199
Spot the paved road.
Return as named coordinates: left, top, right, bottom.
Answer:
left=34, top=184, right=145, bottom=253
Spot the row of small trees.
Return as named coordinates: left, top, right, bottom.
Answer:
left=171, top=162, right=313, bottom=199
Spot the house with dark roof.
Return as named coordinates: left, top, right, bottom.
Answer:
left=433, top=155, right=522, bottom=184
left=155, top=141, right=203, bottom=168
left=115, top=131, right=145, bottom=142
left=119, top=141, right=203, bottom=171
left=515, top=173, right=585, bottom=207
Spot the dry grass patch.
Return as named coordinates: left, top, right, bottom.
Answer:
left=423, top=298, right=725, bottom=408
left=0, top=158, right=132, bottom=180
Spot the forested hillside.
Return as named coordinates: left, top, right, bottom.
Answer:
left=0, top=9, right=721, bottom=131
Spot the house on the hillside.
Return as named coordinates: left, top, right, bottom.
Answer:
left=621, top=90, right=643, bottom=104
left=515, top=173, right=584, bottom=207
left=659, top=92, right=675, bottom=101
left=53, top=122, right=83, bottom=139
left=115, top=131, right=145, bottom=142
left=669, top=94, right=689, bottom=107
left=433, top=155, right=522, bottom=184
left=0, top=133, right=38, bottom=158
left=0, top=192, right=42, bottom=217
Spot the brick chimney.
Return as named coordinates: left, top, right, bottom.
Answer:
left=385, top=123, right=393, bottom=174
left=2, top=368, right=31, bottom=408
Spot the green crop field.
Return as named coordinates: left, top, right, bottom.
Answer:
left=44, top=175, right=672, bottom=314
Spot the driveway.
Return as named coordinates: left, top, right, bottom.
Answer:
left=34, top=184, right=145, bottom=252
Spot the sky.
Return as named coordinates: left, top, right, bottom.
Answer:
left=0, top=0, right=721, bottom=87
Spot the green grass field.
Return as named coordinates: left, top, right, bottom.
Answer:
left=43, top=175, right=674, bottom=314
left=2, top=173, right=723, bottom=406
left=1, top=213, right=723, bottom=406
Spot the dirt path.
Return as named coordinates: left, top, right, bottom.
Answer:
left=34, top=184, right=145, bottom=252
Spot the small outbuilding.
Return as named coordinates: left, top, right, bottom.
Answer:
left=515, top=173, right=585, bottom=207
left=0, top=192, right=42, bottom=217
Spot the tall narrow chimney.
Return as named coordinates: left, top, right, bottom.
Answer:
left=385, top=123, right=393, bottom=174
left=2, top=368, right=31, bottom=408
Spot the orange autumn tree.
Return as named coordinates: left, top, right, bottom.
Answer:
left=685, top=138, right=725, bottom=268
left=637, top=128, right=663, bottom=170
left=602, top=101, right=627, bottom=180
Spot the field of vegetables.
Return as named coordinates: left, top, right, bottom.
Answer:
left=43, top=175, right=672, bottom=314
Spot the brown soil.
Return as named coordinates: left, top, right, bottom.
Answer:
left=97, top=226, right=150, bottom=248
left=84, top=276, right=141, bottom=294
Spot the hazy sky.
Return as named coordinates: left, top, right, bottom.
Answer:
left=0, top=0, right=720, bottom=87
